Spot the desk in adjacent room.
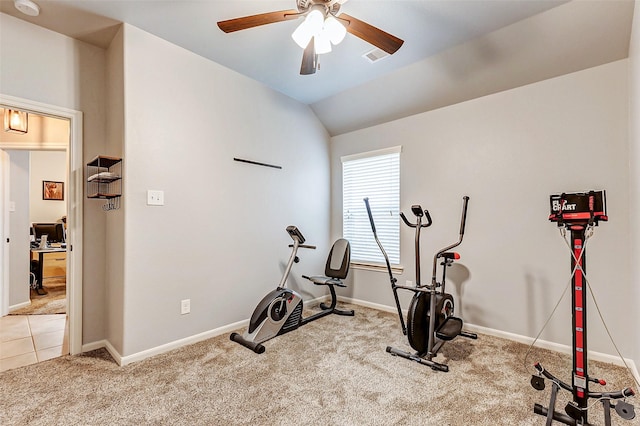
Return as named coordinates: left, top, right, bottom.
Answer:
left=30, top=247, right=67, bottom=295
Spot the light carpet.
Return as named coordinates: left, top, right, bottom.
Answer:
left=0, top=303, right=637, bottom=425
left=10, top=279, right=66, bottom=316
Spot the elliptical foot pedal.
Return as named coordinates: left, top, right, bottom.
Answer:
left=435, top=317, right=463, bottom=341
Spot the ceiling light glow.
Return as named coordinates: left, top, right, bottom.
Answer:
left=292, top=7, right=347, bottom=51
left=324, top=16, right=346, bottom=45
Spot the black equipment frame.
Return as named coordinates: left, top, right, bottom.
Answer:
left=365, top=196, right=475, bottom=372
left=532, top=190, right=635, bottom=425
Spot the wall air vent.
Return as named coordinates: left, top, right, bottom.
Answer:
left=363, top=48, right=390, bottom=63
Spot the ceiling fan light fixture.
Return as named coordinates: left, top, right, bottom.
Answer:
left=305, top=8, right=324, bottom=36
left=315, top=33, right=332, bottom=54
left=292, top=21, right=313, bottom=48
left=292, top=6, right=325, bottom=49
left=3, top=109, right=28, bottom=134
left=324, top=15, right=346, bottom=45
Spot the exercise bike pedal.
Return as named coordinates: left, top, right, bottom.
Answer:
left=435, top=316, right=463, bottom=341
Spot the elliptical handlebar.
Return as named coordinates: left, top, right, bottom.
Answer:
left=364, top=197, right=378, bottom=234
left=432, top=196, right=470, bottom=286
left=364, top=197, right=406, bottom=335
left=400, top=207, right=433, bottom=228
left=363, top=198, right=395, bottom=283
left=459, top=196, right=469, bottom=236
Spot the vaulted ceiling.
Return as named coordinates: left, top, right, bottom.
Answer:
left=0, top=0, right=635, bottom=135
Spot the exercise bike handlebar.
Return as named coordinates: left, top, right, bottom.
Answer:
left=288, top=244, right=316, bottom=250
left=279, top=227, right=316, bottom=289
left=432, top=196, right=470, bottom=285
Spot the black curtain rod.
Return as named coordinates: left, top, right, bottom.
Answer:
left=233, top=158, right=282, bottom=170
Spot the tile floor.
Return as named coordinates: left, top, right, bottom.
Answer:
left=0, top=314, right=68, bottom=372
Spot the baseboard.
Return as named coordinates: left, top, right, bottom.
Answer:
left=77, top=297, right=336, bottom=366
left=116, top=296, right=332, bottom=365
left=119, top=320, right=249, bottom=366
left=337, top=296, right=400, bottom=315
left=339, top=295, right=640, bottom=383
left=80, top=320, right=248, bottom=366
left=81, top=339, right=122, bottom=365
left=81, top=340, right=106, bottom=352
left=9, top=300, right=31, bottom=312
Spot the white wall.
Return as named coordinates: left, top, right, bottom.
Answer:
left=104, top=26, right=125, bottom=355
left=629, top=0, right=640, bottom=369
left=6, top=150, right=30, bottom=306
left=118, top=25, right=331, bottom=356
left=0, top=12, right=107, bottom=344
left=331, top=60, right=631, bottom=357
left=29, top=151, right=66, bottom=224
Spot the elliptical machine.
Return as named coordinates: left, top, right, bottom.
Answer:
left=364, top=196, right=475, bottom=372
left=230, top=225, right=353, bottom=354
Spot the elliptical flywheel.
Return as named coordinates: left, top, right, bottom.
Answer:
left=407, top=293, right=454, bottom=354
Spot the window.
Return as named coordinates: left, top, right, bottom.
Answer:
left=342, top=146, right=400, bottom=265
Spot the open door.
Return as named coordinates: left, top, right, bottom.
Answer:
left=1, top=94, right=83, bottom=355
left=0, top=149, right=10, bottom=316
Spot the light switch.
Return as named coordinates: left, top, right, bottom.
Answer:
left=147, top=190, right=164, bottom=206
left=9, top=201, right=16, bottom=212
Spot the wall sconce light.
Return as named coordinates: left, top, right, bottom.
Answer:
left=3, top=109, right=29, bottom=134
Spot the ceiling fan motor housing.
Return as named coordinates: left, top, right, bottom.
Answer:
left=297, top=0, right=342, bottom=16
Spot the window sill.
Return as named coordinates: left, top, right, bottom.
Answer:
left=350, top=262, right=404, bottom=275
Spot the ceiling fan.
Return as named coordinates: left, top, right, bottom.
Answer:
left=217, top=0, right=404, bottom=75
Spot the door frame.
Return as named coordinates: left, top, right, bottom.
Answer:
left=0, top=150, right=9, bottom=319
left=0, top=93, right=83, bottom=356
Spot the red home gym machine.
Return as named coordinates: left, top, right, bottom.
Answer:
left=531, top=190, right=635, bottom=425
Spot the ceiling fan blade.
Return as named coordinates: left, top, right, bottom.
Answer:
left=300, top=38, right=317, bottom=75
left=339, top=13, right=404, bottom=54
left=217, top=9, right=300, bottom=33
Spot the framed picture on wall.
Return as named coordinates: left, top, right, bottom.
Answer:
left=43, top=180, right=64, bottom=201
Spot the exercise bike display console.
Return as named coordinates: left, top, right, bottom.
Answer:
left=365, top=196, right=475, bottom=372
left=230, top=226, right=354, bottom=354
left=532, top=190, right=635, bottom=425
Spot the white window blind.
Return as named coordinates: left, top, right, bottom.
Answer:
left=342, top=147, right=400, bottom=265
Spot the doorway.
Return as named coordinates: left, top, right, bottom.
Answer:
left=0, top=94, right=83, bottom=361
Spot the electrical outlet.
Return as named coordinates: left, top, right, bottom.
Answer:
left=406, top=280, right=413, bottom=287
left=147, top=190, right=165, bottom=206
left=181, top=299, right=190, bottom=315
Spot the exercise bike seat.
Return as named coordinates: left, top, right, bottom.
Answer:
left=303, top=239, right=350, bottom=287
left=435, top=316, right=463, bottom=341
left=306, top=276, right=347, bottom=287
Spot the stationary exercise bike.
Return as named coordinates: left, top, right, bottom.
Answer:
left=364, top=196, right=475, bottom=372
left=230, top=225, right=354, bottom=354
